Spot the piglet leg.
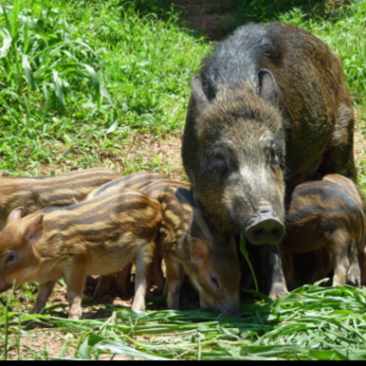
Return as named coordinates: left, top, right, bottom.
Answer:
left=116, top=263, right=133, bottom=299
left=164, top=254, right=183, bottom=309
left=152, top=250, right=165, bottom=295
left=94, top=275, right=113, bottom=299
left=346, top=239, right=361, bottom=286
left=331, top=230, right=350, bottom=287
left=32, top=280, right=57, bottom=314
left=65, top=265, right=87, bottom=320
left=132, top=242, right=154, bottom=311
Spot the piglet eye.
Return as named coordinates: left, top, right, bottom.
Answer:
left=5, top=252, right=17, bottom=264
left=210, top=275, right=220, bottom=290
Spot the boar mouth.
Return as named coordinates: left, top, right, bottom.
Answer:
left=245, top=213, right=285, bottom=245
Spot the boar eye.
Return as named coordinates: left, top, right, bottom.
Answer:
left=5, top=251, right=17, bottom=265
left=270, top=143, right=280, bottom=164
left=215, top=151, right=225, bottom=160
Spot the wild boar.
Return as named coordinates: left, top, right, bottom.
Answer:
left=182, top=22, right=357, bottom=298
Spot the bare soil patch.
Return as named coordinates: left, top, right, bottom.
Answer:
left=170, top=0, right=233, bottom=39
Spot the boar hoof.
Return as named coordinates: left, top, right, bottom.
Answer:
left=346, top=269, right=361, bottom=287
left=268, top=283, right=287, bottom=300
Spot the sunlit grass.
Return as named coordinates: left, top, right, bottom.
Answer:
left=0, top=0, right=209, bottom=175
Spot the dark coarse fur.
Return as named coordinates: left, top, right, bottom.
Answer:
left=182, top=22, right=357, bottom=298
left=183, top=22, right=356, bottom=224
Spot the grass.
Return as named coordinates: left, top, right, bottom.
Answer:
left=2, top=283, right=366, bottom=360
left=0, top=0, right=209, bottom=175
left=1, top=0, right=366, bottom=361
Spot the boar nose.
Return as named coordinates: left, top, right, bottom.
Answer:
left=245, top=214, right=285, bottom=245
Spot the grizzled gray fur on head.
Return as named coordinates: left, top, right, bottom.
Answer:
left=199, top=24, right=285, bottom=101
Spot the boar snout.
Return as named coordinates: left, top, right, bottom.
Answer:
left=245, top=208, right=285, bottom=245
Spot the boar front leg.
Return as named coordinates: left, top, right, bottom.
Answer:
left=261, top=244, right=287, bottom=299
left=32, top=280, right=57, bottom=314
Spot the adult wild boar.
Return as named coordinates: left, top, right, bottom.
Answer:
left=182, top=22, right=357, bottom=298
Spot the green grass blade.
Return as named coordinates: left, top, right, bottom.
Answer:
left=22, top=53, right=37, bottom=90
left=240, top=232, right=258, bottom=291
left=81, top=63, right=101, bottom=109
left=52, top=69, right=65, bottom=112
left=11, top=0, right=20, bottom=39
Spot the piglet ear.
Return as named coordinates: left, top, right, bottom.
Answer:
left=7, top=207, right=25, bottom=224
left=24, top=214, right=44, bottom=244
left=191, top=238, right=210, bottom=265
left=0, top=170, right=7, bottom=177
left=71, top=198, right=78, bottom=204
left=191, top=75, right=210, bottom=115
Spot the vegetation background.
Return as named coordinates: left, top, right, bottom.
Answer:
left=1, top=0, right=366, bottom=360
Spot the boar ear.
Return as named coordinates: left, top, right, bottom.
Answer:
left=7, top=207, right=25, bottom=224
left=191, top=75, right=210, bottom=115
left=24, top=214, right=44, bottom=244
left=257, top=69, right=279, bottom=106
left=191, top=238, right=210, bottom=265
left=0, top=170, right=7, bottom=177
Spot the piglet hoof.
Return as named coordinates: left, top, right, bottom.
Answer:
left=69, top=310, right=82, bottom=320
left=131, top=299, right=145, bottom=311
left=268, top=283, right=288, bottom=300
left=167, top=298, right=179, bottom=310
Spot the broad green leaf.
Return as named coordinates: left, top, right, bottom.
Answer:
left=0, top=29, right=12, bottom=58
left=79, top=336, right=91, bottom=359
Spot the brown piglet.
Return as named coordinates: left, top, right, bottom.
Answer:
left=280, top=174, right=366, bottom=289
left=0, top=188, right=162, bottom=319
left=86, top=171, right=169, bottom=298
left=92, top=178, right=242, bottom=316
left=0, top=168, right=121, bottom=231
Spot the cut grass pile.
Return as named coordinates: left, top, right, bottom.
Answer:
left=2, top=284, right=366, bottom=360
